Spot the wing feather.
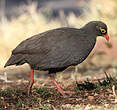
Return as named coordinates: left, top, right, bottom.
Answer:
left=12, top=27, right=95, bottom=70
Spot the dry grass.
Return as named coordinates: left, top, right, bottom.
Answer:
left=0, top=3, right=61, bottom=67
left=0, top=0, right=117, bottom=67
left=69, top=0, right=117, bottom=36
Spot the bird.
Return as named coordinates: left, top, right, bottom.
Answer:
left=4, top=21, right=109, bottom=96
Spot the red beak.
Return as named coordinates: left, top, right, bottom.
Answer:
left=104, top=34, right=109, bottom=41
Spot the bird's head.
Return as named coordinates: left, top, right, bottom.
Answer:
left=95, top=21, right=109, bottom=41
left=83, top=21, right=109, bottom=41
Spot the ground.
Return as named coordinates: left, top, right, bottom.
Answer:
left=0, top=72, right=117, bottom=110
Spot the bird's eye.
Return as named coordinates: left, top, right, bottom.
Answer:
left=100, top=28, right=106, bottom=33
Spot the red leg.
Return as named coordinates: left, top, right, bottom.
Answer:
left=49, top=76, right=74, bottom=97
left=28, top=69, right=34, bottom=96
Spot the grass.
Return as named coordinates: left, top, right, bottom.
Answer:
left=0, top=0, right=117, bottom=68
left=0, top=73, right=117, bottom=109
left=0, top=87, right=56, bottom=109
left=0, top=2, right=61, bottom=68
left=39, top=104, right=51, bottom=110
left=75, top=72, right=117, bottom=92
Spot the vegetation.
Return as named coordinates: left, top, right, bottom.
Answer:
left=0, top=74, right=117, bottom=109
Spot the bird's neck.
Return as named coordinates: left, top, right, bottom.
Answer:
left=80, top=25, right=97, bottom=46
left=82, top=26, right=96, bottom=35
left=81, top=22, right=98, bottom=36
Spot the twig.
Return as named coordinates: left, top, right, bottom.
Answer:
left=112, top=85, right=117, bottom=103
left=112, top=85, right=116, bottom=97
left=104, top=71, right=109, bottom=80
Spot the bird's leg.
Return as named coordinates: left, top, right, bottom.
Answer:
left=49, top=75, right=74, bottom=97
left=28, top=69, right=34, bottom=96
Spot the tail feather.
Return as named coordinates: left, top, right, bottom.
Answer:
left=4, top=54, right=24, bottom=67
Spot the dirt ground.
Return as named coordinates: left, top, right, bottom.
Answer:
left=0, top=73, right=117, bottom=110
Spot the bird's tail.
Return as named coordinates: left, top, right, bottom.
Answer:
left=4, top=54, right=24, bottom=67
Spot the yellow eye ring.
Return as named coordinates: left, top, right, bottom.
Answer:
left=100, top=28, right=106, bottom=33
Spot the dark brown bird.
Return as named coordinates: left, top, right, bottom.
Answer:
left=4, top=21, right=109, bottom=96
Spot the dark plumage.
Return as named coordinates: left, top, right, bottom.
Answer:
left=4, top=21, right=109, bottom=96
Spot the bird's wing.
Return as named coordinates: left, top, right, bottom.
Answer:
left=12, top=28, right=69, bottom=54
left=12, top=28, right=95, bottom=69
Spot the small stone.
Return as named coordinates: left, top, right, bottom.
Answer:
left=104, top=104, right=109, bottom=108
left=94, top=93, right=98, bottom=96
left=88, top=96, right=94, bottom=100
left=1, top=97, right=4, bottom=99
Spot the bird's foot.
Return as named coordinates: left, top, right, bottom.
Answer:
left=28, top=86, right=31, bottom=96
left=28, top=80, right=34, bottom=96
left=50, top=77, right=74, bottom=97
